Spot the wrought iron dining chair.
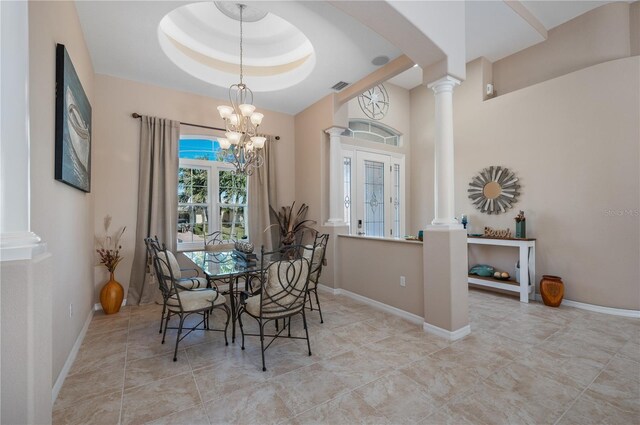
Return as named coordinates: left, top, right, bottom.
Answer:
left=145, top=237, right=208, bottom=333
left=152, top=242, right=230, bottom=361
left=204, top=231, right=247, bottom=298
left=237, top=244, right=315, bottom=371
left=304, top=233, right=329, bottom=323
left=204, top=230, right=236, bottom=252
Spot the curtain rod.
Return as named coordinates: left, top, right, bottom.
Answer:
left=131, top=113, right=280, bottom=140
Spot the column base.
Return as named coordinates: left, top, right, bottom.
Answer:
left=423, top=322, right=470, bottom=341
left=1, top=252, right=53, bottom=424
left=423, top=227, right=470, bottom=338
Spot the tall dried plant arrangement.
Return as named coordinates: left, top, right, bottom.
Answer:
left=95, top=215, right=126, bottom=273
left=267, top=202, right=316, bottom=246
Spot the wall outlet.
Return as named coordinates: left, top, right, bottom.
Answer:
left=400, top=276, right=406, bottom=287
left=69, top=303, right=73, bottom=318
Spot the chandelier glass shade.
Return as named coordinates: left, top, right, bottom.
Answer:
left=216, top=4, right=266, bottom=175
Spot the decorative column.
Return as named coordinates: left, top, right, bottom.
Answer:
left=1, top=3, right=51, bottom=424
left=324, top=127, right=347, bottom=226
left=0, top=0, right=44, bottom=261
left=422, top=75, right=469, bottom=341
left=427, top=76, right=461, bottom=227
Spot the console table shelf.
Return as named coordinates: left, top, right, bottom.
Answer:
left=467, top=236, right=536, bottom=303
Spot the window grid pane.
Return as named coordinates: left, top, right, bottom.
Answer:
left=177, top=204, right=209, bottom=244
left=218, top=170, right=248, bottom=240
left=363, top=160, right=385, bottom=237
left=178, top=166, right=209, bottom=243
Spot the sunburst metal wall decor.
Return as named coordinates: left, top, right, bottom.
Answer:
left=468, top=166, right=520, bottom=214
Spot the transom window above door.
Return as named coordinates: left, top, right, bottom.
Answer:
left=343, top=119, right=402, bottom=147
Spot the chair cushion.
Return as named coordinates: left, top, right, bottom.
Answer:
left=303, top=245, right=325, bottom=285
left=167, top=288, right=225, bottom=312
left=177, top=276, right=207, bottom=290
left=245, top=295, right=303, bottom=318
left=159, top=250, right=182, bottom=279
left=244, top=260, right=308, bottom=318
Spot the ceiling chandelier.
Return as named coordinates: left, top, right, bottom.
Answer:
left=216, top=3, right=266, bottom=176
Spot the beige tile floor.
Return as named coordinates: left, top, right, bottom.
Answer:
left=53, top=289, right=640, bottom=425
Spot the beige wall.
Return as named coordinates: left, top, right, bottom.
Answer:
left=411, top=56, right=640, bottom=310
left=347, top=82, right=411, bottom=140
left=631, top=1, right=640, bottom=56
left=29, top=0, right=95, bottom=384
left=92, top=74, right=296, bottom=302
left=346, top=82, right=413, bottom=231
left=493, top=2, right=634, bottom=96
left=337, top=236, right=424, bottom=317
left=294, top=94, right=335, bottom=225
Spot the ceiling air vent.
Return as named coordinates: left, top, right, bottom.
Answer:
left=331, top=81, right=350, bottom=91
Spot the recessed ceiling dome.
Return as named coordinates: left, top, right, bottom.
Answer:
left=158, top=2, right=315, bottom=92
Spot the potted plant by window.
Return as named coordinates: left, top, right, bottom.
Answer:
left=95, top=215, right=126, bottom=314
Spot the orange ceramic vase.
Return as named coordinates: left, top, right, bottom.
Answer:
left=540, top=275, right=564, bottom=307
left=100, top=272, right=124, bottom=314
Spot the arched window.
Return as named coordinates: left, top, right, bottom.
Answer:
left=344, top=120, right=402, bottom=147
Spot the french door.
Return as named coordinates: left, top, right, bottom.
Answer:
left=345, top=150, right=404, bottom=237
left=356, top=152, right=390, bottom=237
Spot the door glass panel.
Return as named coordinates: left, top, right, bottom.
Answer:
left=343, top=157, right=352, bottom=227
left=363, top=159, right=385, bottom=237
left=393, top=163, right=400, bottom=237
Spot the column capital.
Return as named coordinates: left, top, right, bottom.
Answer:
left=1, top=232, right=47, bottom=261
left=427, top=75, right=461, bottom=94
left=324, top=126, right=347, bottom=137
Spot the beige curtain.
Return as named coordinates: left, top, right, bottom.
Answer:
left=128, top=116, right=180, bottom=305
left=248, top=135, right=277, bottom=251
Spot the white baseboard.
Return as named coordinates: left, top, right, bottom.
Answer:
left=52, top=309, right=93, bottom=403
left=423, top=322, right=471, bottom=341
left=534, top=294, right=640, bottom=318
left=318, top=284, right=424, bottom=325
left=93, top=298, right=127, bottom=312
left=316, top=283, right=339, bottom=295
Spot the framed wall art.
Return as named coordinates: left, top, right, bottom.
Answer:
left=55, top=43, right=92, bottom=192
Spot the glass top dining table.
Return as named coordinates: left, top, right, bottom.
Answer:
left=182, top=249, right=263, bottom=343
left=182, top=250, right=263, bottom=278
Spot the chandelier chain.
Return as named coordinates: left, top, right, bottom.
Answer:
left=239, top=4, right=244, bottom=85
left=216, top=3, right=266, bottom=176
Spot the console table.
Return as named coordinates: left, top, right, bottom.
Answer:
left=467, top=236, right=536, bottom=303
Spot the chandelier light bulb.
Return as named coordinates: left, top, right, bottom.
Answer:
left=217, top=105, right=233, bottom=119
left=251, top=136, right=266, bottom=149
left=218, top=138, right=231, bottom=149
left=229, top=114, right=241, bottom=126
left=225, top=131, right=242, bottom=145
left=239, top=104, right=256, bottom=117
left=250, top=112, right=263, bottom=126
